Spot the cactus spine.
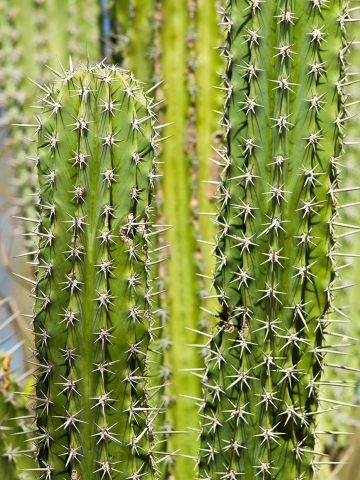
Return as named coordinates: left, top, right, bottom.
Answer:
left=32, top=63, right=161, bottom=479
left=198, top=1, right=350, bottom=479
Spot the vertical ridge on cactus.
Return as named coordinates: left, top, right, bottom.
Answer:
left=31, top=63, right=161, bottom=479
left=316, top=32, right=360, bottom=475
left=198, top=1, right=352, bottom=479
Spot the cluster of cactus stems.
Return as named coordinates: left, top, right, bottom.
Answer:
left=1, top=2, right=224, bottom=478
left=197, top=1, right=355, bottom=479
left=0, top=0, right=359, bottom=479
left=29, top=63, right=167, bottom=479
left=107, top=2, right=225, bottom=476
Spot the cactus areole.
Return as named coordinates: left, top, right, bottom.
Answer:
left=198, top=1, right=349, bottom=479
left=32, top=64, right=160, bottom=479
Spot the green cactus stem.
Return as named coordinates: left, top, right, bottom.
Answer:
left=317, top=35, right=360, bottom=474
left=158, top=1, right=204, bottom=477
left=31, top=63, right=163, bottom=479
left=194, top=0, right=224, bottom=319
left=126, top=0, right=157, bottom=90
left=108, top=0, right=131, bottom=65
left=0, top=0, right=100, bottom=250
left=0, top=350, right=37, bottom=480
left=198, top=1, right=353, bottom=479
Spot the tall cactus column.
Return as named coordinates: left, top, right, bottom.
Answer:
left=32, top=64, right=160, bottom=479
left=199, top=1, right=350, bottom=479
left=159, top=1, right=202, bottom=478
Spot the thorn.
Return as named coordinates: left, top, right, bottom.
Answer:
left=146, top=80, right=164, bottom=94
left=13, top=273, right=37, bottom=285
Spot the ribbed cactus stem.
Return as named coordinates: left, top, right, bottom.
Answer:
left=158, top=1, right=205, bottom=477
left=198, top=1, right=350, bottom=479
left=195, top=0, right=224, bottom=318
left=32, top=63, right=161, bottom=479
left=0, top=351, right=37, bottom=479
left=126, top=0, right=156, bottom=89
left=0, top=0, right=100, bottom=251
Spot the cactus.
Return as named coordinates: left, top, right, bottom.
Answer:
left=144, top=2, right=225, bottom=477
left=0, top=350, right=37, bottom=479
left=31, top=63, right=163, bottom=479
left=1, top=1, right=360, bottom=479
left=126, top=0, right=157, bottom=90
left=317, top=36, right=360, bottom=475
left=0, top=0, right=100, bottom=241
left=105, top=3, right=224, bottom=477
left=198, top=1, right=353, bottom=479
left=0, top=0, right=102, bottom=370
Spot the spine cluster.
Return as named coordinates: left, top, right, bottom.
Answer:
left=198, top=1, right=350, bottom=479
left=31, top=64, right=161, bottom=479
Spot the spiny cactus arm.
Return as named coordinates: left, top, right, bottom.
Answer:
left=34, top=70, right=79, bottom=477
left=0, top=352, right=23, bottom=479
left=32, top=64, right=160, bottom=479
left=291, top=6, right=346, bottom=469
left=198, top=1, right=350, bottom=479
left=1, top=0, right=100, bottom=253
